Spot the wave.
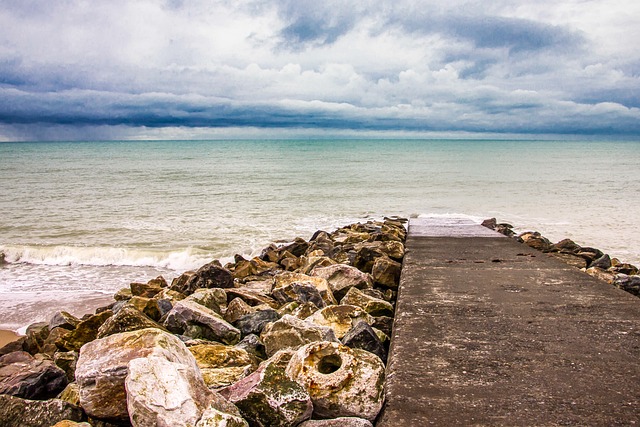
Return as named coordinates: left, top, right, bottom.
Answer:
left=0, top=244, right=217, bottom=272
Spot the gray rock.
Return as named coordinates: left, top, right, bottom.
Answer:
left=96, top=305, right=166, bottom=339
left=260, top=314, right=338, bottom=357
left=186, top=288, right=228, bottom=315
left=341, top=320, right=387, bottom=362
left=220, top=350, right=313, bottom=427
left=53, top=351, right=78, bottom=382
left=163, top=299, right=241, bottom=344
left=340, top=287, right=394, bottom=317
left=272, top=282, right=327, bottom=309
left=0, top=351, right=68, bottom=400
left=0, top=394, right=84, bottom=427
left=236, top=334, right=267, bottom=361
left=233, top=309, right=281, bottom=337
left=591, top=254, right=612, bottom=270
left=171, top=261, right=234, bottom=295
left=307, top=305, right=374, bottom=339
left=49, top=311, right=80, bottom=331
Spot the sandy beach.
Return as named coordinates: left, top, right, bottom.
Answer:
left=0, top=329, right=20, bottom=347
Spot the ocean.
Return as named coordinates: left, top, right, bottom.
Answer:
left=1, top=138, right=639, bottom=331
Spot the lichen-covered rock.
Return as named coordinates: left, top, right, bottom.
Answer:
left=591, top=254, right=612, bottom=270
left=186, top=288, right=228, bottom=315
left=232, top=256, right=280, bottom=280
left=189, top=343, right=255, bottom=389
left=0, top=394, right=84, bottom=427
left=272, top=281, right=327, bottom=309
left=274, top=272, right=337, bottom=307
left=0, top=351, right=68, bottom=400
left=220, top=350, right=313, bottom=427
left=56, top=310, right=113, bottom=352
left=130, top=276, right=166, bottom=298
left=96, top=305, right=166, bottom=338
left=225, top=297, right=257, bottom=324
left=125, top=296, right=163, bottom=321
left=58, top=382, right=81, bottom=406
left=613, top=274, right=640, bottom=296
left=370, top=256, right=402, bottom=289
left=196, top=405, right=249, bottom=427
left=41, top=327, right=71, bottom=356
left=23, top=322, right=49, bottom=355
left=163, top=299, right=241, bottom=344
left=75, top=328, right=200, bottom=421
left=260, top=314, right=338, bottom=357
left=340, top=287, right=394, bottom=317
left=341, top=321, right=387, bottom=362
left=308, top=305, right=374, bottom=339
left=298, top=417, right=373, bottom=427
left=233, top=309, right=281, bottom=337
left=236, top=334, right=267, bottom=361
left=286, top=341, right=385, bottom=422
left=126, top=355, right=217, bottom=427
left=310, top=264, right=373, bottom=301
left=54, top=351, right=78, bottom=382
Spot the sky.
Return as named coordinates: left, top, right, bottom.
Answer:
left=0, top=0, right=639, bottom=141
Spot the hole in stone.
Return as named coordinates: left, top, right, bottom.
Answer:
left=317, top=354, right=342, bottom=374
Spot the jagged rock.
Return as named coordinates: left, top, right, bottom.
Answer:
left=163, top=300, right=241, bottom=344
left=585, top=267, right=616, bottom=284
left=274, top=272, right=337, bottom=306
left=220, top=350, right=313, bottom=427
left=58, top=382, right=81, bottom=406
left=279, top=237, right=310, bottom=257
left=225, top=297, right=257, bottom=324
left=41, top=327, right=71, bottom=356
left=196, top=404, right=249, bottom=426
left=52, top=420, right=92, bottom=427
left=341, top=321, right=387, bottom=362
left=130, top=276, right=166, bottom=298
left=153, top=288, right=187, bottom=303
left=0, top=351, right=68, bottom=399
left=260, top=314, right=338, bottom=357
left=610, top=262, right=639, bottom=275
left=577, top=247, right=605, bottom=264
left=23, top=322, right=49, bottom=355
left=56, top=310, right=113, bottom=352
left=613, top=274, right=640, bottom=296
left=297, top=254, right=337, bottom=275
left=233, top=309, right=281, bottom=336
left=126, top=355, right=240, bottom=427
left=186, top=288, right=228, bottom=315
left=308, top=305, right=374, bottom=339
left=0, top=394, right=84, bottom=427
left=54, top=351, right=78, bottom=382
left=519, top=232, right=553, bottom=252
left=114, top=287, right=133, bottom=301
left=236, top=334, right=267, bottom=361
left=189, top=343, right=255, bottom=389
left=286, top=341, right=385, bottom=422
left=125, top=296, right=163, bottom=321
left=352, top=246, right=386, bottom=273
left=49, top=311, right=80, bottom=331
left=278, top=301, right=319, bottom=320
left=481, top=218, right=497, bottom=229
left=340, top=287, right=394, bottom=317
left=591, top=254, right=612, bottom=270
left=371, top=256, right=402, bottom=289
left=372, top=316, right=394, bottom=338
left=0, top=336, right=27, bottom=356
left=310, top=264, right=373, bottom=301
left=96, top=305, right=166, bottom=339
left=232, top=257, right=280, bottom=280
left=298, top=417, right=373, bottom=427
left=548, top=252, right=588, bottom=269
left=171, top=261, right=234, bottom=295
left=226, top=288, right=279, bottom=308
left=75, top=328, right=200, bottom=421
left=552, top=238, right=582, bottom=254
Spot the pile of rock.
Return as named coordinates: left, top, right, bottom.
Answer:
left=482, top=218, right=640, bottom=297
left=0, top=217, right=407, bottom=427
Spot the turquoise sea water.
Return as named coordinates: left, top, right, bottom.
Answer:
left=1, top=138, right=639, bottom=329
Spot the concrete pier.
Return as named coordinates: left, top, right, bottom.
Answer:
left=377, top=218, right=640, bottom=426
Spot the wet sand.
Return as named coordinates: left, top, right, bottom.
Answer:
left=0, top=329, right=20, bottom=347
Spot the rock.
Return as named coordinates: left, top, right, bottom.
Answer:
left=548, top=252, right=588, bottom=269
left=49, top=311, right=81, bottom=331
left=0, top=336, right=27, bottom=357
left=75, top=328, right=201, bottom=421
left=610, top=262, right=639, bottom=275
left=274, top=272, right=337, bottom=307
left=495, top=223, right=515, bottom=237
left=41, top=327, right=71, bottom=356
left=189, top=343, right=255, bottom=389
left=308, top=305, right=374, bottom=339
left=130, top=276, right=166, bottom=298
left=278, top=301, right=319, bottom=320
left=311, top=264, right=373, bottom=301
left=0, top=394, right=84, bottom=427
left=585, top=267, right=616, bottom=284
left=340, top=287, right=394, bottom=317
left=613, top=274, right=640, bottom=297
left=232, top=257, right=280, bottom=280
left=371, top=316, right=394, bottom=338
left=298, top=417, right=373, bottom=427
left=114, top=287, right=133, bottom=301
left=224, top=297, right=257, bottom=324
left=126, top=355, right=234, bottom=427
left=519, top=232, right=553, bottom=252
left=0, top=350, right=68, bottom=399
left=171, top=261, right=234, bottom=295
left=125, top=296, right=163, bottom=321
left=352, top=246, right=386, bottom=273
left=341, top=321, right=388, bottom=362
left=24, top=322, right=49, bottom=355
left=591, top=254, right=612, bottom=270
left=577, top=247, right=605, bottom=263
left=153, top=288, right=187, bottom=303
left=54, top=351, right=78, bottom=382
left=58, top=382, right=81, bottom=406
left=52, top=420, right=92, bottom=427
left=186, top=288, right=228, bottom=315
left=236, top=334, right=267, bottom=361
left=371, top=256, right=402, bottom=289
left=163, top=299, right=241, bottom=344
left=279, top=237, right=310, bottom=257
left=481, top=218, right=497, bottom=229
left=297, top=254, right=337, bottom=275
left=233, top=309, right=281, bottom=336
left=552, top=238, right=582, bottom=254
left=260, top=314, right=338, bottom=357
left=56, top=310, right=113, bottom=352
left=96, top=305, right=166, bottom=338
left=226, top=288, right=279, bottom=308
left=196, top=404, right=249, bottom=426
left=286, top=341, right=385, bottom=422
left=220, top=350, right=313, bottom=427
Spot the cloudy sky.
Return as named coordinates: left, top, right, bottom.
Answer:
left=1, top=0, right=639, bottom=140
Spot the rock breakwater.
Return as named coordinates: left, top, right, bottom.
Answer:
left=482, top=218, right=640, bottom=298
left=0, top=217, right=407, bottom=427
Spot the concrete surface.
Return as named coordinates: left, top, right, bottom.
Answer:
left=377, top=218, right=640, bottom=426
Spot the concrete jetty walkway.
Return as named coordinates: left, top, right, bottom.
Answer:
left=377, top=218, right=640, bottom=426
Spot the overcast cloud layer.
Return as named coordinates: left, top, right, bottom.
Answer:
left=1, top=0, right=639, bottom=140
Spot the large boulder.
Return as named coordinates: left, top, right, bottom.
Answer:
left=340, top=287, right=394, bottom=317
left=273, top=272, right=337, bottom=307
left=220, top=350, right=313, bottom=427
left=0, top=394, right=84, bottom=427
left=370, top=257, right=402, bottom=289
left=96, top=305, right=166, bottom=338
left=308, top=305, right=374, bottom=339
left=286, top=341, right=385, bottom=422
left=189, top=343, right=255, bottom=389
left=49, top=311, right=80, bottom=331
left=260, top=314, right=338, bottom=357
left=233, top=309, right=281, bottom=337
left=186, top=288, right=228, bottom=315
left=171, top=261, right=234, bottom=295
left=126, top=355, right=242, bottom=427
left=56, top=310, right=113, bottom=352
left=310, top=264, right=373, bottom=301
left=75, top=328, right=201, bottom=421
left=163, top=299, right=241, bottom=344
left=341, top=321, right=388, bottom=362
left=0, top=351, right=68, bottom=400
